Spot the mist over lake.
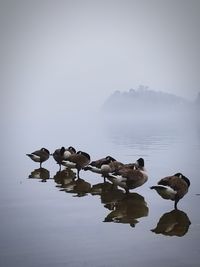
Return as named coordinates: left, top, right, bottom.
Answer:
left=1, top=109, right=200, bottom=267
left=1, top=1, right=200, bottom=266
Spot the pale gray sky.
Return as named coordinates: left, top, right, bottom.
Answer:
left=1, top=0, right=200, bottom=119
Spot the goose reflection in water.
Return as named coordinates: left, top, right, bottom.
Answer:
left=151, top=209, right=191, bottom=237
left=28, top=168, right=50, bottom=182
left=103, top=192, right=149, bottom=227
left=90, top=181, right=115, bottom=196
left=54, top=168, right=76, bottom=188
left=60, top=176, right=91, bottom=197
left=101, top=186, right=125, bottom=210
left=91, top=181, right=125, bottom=210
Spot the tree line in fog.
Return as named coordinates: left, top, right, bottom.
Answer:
left=103, top=85, right=199, bottom=115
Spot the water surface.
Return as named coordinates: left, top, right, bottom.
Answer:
left=0, top=113, right=199, bottom=267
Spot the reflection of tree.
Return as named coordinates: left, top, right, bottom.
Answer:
left=151, top=209, right=191, bottom=237
left=28, top=168, right=50, bottom=182
left=103, top=192, right=149, bottom=227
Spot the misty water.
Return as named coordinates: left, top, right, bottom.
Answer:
left=0, top=112, right=200, bottom=267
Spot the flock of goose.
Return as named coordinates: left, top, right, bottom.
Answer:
left=26, top=146, right=190, bottom=210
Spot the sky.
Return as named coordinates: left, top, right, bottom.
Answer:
left=1, top=0, right=200, bottom=120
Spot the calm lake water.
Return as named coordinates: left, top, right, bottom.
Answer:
left=1, top=112, right=200, bottom=267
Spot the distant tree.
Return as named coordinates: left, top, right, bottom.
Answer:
left=102, top=86, right=189, bottom=114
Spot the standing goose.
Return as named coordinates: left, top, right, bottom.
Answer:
left=61, top=151, right=90, bottom=178
left=150, top=173, right=190, bottom=209
left=53, top=146, right=76, bottom=170
left=26, top=148, right=50, bottom=167
left=119, top=158, right=146, bottom=172
left=108, top=158, right=148, bottom=193
left=85, top=156, right=117, bottom=174
left=85, top=156, right=124, bottom=182
left=100, top=157, right=124, bottom=178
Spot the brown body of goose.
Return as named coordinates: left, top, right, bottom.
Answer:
left=108, top=158, right=148, bottom=193
left=84, top=156, right=124, bottom=181
left=53, top=146, right=76, bottom=170
left=26, top=148, right=50, bottom=167
left=150, top=173, right=190, bottom=209
left=61, top=151, right=90, bottom=178
left=114, top=158, right=146, bottom=174
left=90, top=156, right=116, bottom=169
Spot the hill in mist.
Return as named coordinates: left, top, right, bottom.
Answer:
left=102, top=86, right=198, bottom=118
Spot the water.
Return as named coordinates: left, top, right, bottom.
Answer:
left=0, top=113, right=200, bottom=267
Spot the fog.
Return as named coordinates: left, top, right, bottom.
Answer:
left=1, top=3, right=200, bottom=266
left=0, top=0, right=200, bottom=124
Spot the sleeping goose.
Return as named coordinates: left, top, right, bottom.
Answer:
left=26, top=148, right=50, bottom=167
left=108, top=158, right=148, bottom=193
left=150, top=173, right=190, bottom=209
left=84, top=156, right=124, bottom=182
left=53, top=146, right=76, bottom=170
left=61, top=151, right=90, bottom=178
left=114, top=157, right=146, bottom=174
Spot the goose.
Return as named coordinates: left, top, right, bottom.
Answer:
left=108, top=158, right=148, bottom=193
left=26, top=148, right=50, bottom=167
left=84, top=156, right=124, bottom=181
left=150, top=173, right=190, bottom=209
left=61, top=151, right=90, bottom=178
left=117, top=157, right=146, bottom=173
left=53, top=146, right=76, bottom=170
left=84, top=156, right=117, bottom=174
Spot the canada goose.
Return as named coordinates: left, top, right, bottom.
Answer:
left=101, top=159, right=124, bottom=178
left=61, top=151, right=90, bottom=178
left=108, top=158, right=148, bottom=193
left=26, top=148, right=50, bottom=167
left=85, top=156, right=124, bottom=182
left=118, top=157, right=146, bottom=173
left=84, top=156, right=117, bottom=174
left=150, top=173, right=190, bottom=209
left=53, top=146, right=76, bottom=170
